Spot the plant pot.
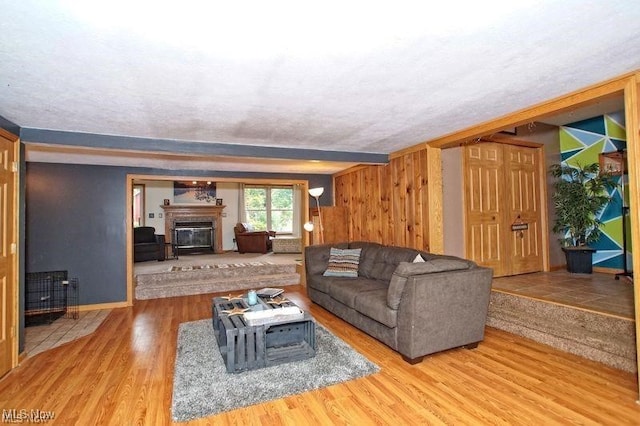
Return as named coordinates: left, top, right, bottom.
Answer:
left=562, top=247, right=596, bottom=274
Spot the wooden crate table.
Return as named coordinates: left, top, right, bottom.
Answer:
left=211, top=295, right=316, bottom=373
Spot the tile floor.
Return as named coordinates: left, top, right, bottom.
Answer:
left=25, top=309, right=111, bottom=357
left=492, top=271, right=634, bottom=319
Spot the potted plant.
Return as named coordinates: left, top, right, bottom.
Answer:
left=550, top=162, right=617, bottom=273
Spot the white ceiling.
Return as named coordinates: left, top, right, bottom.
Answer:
left=2, top=1, right=640, bottom=174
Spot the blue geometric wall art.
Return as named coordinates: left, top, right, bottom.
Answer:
left=559, top=111, right=629, bottom=270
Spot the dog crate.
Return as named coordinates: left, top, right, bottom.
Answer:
left=25, top=270, right=79, bottom=326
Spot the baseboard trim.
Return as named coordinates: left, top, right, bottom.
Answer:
left=549, top=264, right=624, bottom=275
left=593, top=266, right=624, bottom=275
left=79, top=301, right=129, bottom=312
left=549, top=264, right=566, bottom=271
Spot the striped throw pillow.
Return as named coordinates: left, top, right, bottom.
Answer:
left=323, top=247, right=362, bottom=278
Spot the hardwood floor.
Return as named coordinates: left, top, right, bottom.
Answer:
left=1, top=285, right=639, bottom=425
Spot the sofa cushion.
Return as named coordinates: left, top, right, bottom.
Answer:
left=387, top=258, right=474, bottom=309
left=348, top=241, right=383, bottom=278
left=387, top=273, right=408, bottom=310
left=369, top=246, right=420, bottom=281
left=354, top=288, right=398, bottom=328
left=305, top=243, right=349, bottom=276
left=323, top=247, right=362, bottom=278
left=307, top=274, right=351, bottom=294
left=328, top=278, right=388, bottom=309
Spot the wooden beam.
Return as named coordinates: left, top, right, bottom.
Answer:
left=426, top=145, right=443, bottom=253
left=623, top=73, right=640, bottom=400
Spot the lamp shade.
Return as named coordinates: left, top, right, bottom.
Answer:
left=308, top=187, right=324, bottom=198
left=303, top=221, right=314, bottom=232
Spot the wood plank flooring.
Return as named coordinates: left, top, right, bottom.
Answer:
left=1, top=285, right=639, bottom=425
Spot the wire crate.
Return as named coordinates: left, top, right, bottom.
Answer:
left=25, top=271, right=79, bottom=326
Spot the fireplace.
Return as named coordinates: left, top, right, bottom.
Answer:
left=160, top=204, right=226, bottom=254
left=173, top=220, right=215, bottom=254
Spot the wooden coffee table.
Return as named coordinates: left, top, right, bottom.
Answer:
left=212, top=294, right=316, bottom=373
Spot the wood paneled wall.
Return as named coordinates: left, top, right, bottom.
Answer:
left=334, top=149, right=432, bottom=251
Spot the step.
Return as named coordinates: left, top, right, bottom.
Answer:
left=135, top=270, right=300, bottom=300
left=487, top=291, right=637, bottom=372
left=135, top=263, right=296, bottom=288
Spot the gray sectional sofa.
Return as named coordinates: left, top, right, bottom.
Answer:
left=305, top=241, right=493, bottom=363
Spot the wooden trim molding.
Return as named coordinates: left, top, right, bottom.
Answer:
left=0, top=128, right=19, bottom=142
left=79, top=301, right=129, bottom=312
left=623, top=73, right=640, bottom=393
left=426, top=145, right=443, bottom=253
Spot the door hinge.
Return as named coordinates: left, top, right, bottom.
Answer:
left=11, top=161, right=18, bottom=172
left=10, top=243, right=16, bottom=254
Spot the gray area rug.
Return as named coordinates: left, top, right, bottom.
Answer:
left=172, top=319, right=380, bottom=422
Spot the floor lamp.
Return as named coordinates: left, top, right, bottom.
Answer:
left=309, top=187, right=324, bottom=244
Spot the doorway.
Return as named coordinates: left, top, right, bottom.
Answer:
left=463, top=141, right=545, bottom=277
left=125, top=175, right=311, bottom=305
left=133, top=184, right=145, bottom=227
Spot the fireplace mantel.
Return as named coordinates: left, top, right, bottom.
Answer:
left=161, top=204, right=226, bottom=253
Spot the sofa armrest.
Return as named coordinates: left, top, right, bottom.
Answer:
left=395, top=267, right=493, bottom=360
left=304, top=244, right=332, bottom=276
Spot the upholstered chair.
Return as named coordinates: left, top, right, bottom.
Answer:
left=234, top=223, right=276, bottom=254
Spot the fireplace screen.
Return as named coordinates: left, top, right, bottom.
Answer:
left=173, top=220, right=215, bottom=254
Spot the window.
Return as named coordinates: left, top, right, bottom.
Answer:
left=133, top=184, right=145, bottom=227
left=244, top=185, right=293, bottom=233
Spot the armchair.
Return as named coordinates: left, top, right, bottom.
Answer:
left=234, top=223, right=276, bottom=254
left=134, top=226, right=165, bottom=262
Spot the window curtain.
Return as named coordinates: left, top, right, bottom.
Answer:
left=238, top=183, right=247, bottom=223
left=292, top=184, right=301, bottom=237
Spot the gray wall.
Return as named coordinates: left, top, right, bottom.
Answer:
left=25, top=162, right=333, bottom=306
left=26, top=163, right=129, bottom=304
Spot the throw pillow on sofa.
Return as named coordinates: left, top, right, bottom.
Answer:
left=323, top=247, right=362, bottom=278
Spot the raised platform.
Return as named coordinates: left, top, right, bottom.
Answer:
left=135, top=262, right=299, bottom=300
left=487, top=290, right=637, bottom=372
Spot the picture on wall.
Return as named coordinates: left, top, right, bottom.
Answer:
left=173, top=181, right=216, bottom=203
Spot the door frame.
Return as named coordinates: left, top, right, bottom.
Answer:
left=125, top=174, right=311, bottom=306
left=0, top=128, right=19, bottom=373
left=461, top=140, right=548, bottom=276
